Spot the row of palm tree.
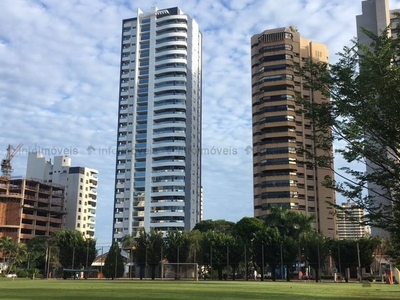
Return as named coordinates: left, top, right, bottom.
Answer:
left=0, top=236, right=28, bottom=275
left=114, top=208, right=380, bottom=281
left=0, top=230, right=97, bottom=278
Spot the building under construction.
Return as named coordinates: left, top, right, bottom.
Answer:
left=0, top=176, right=66, bottom=243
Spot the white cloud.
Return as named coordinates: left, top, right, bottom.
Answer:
left=1, top=0, right=399, bottom=246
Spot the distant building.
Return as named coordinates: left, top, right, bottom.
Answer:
left=251, top=27, right=336, bottom=238
left=0, top=176, right=65, bottom=243
left=26, top=153, right=98, bottom=238
left=337, top=202, right=366, bottom=240
left=356, top=0, right=399, bottom=237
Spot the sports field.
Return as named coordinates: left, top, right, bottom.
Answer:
left=0, top=279, right=399, bottom=300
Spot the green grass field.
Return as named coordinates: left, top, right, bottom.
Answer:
left=0, top=278, right=399, bottom=300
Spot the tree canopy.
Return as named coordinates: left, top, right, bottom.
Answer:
left=298, top=17, right=400, bottom=236
left=103, top=242, right=124, bottom=279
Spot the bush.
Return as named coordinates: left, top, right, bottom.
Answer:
left=16, top=269, right=29, bottom=278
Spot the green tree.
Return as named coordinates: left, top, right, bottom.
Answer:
left=121, top=234, right=135, bottom=278
left=201, top=230, right=232, bottom=280
left=134, top=229, right=163, bottom=280
left=26, top=236, right=51, bottom=274
left=0, top=236, right=16, bottom=268
left=0, top=237, right=28, bottom=274
left=193, top=219, right=235, bottom=234
left=7, top=242, right=28, bottom=274
left=263, top=207, right=315, bottom=241
left=232, top=217, right=264, bottom=245
left=103, top=242, right=124, bottom=279
left=297, top=17, right=400, bottom=235
left=164, top=230, right=190, bottom=279
left=386, top=235, right=400, bottom=267
left=328, top=238, right=379, bottom=282
left=232, top=217, right=264, bottom=280
left=188, top=229, right=202, bottom=264
left=227, top=235, right=243, bottom=281
left=146, top=229, right=164, bottom=280
left=52, top=230, right=96, bottom=271
left=135, top=229, right=147, bottom=280
left=253, top=226, right=281, bottom=281
left=303, top=233, right=330, bottom=282
left=261, top=207, right=315, bottom=281
left=357, top=237, right=380, bottom=270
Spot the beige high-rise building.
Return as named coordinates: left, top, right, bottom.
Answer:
left=251, top=27, right=336, bottom=238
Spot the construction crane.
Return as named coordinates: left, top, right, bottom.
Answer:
left=1, top=143, right=23, bottom=178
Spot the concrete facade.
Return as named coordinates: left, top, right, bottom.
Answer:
left=251, top=27, right=336, bottom=238
left=112, top=7, right=202, bottom=242
left=0, top=176, right=65, bottom=243
left=337, top=202, right=366, bottom=240
left=26, top=153, right=98, bottom=238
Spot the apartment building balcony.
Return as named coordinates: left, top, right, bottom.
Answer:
left=120, top=89, right=129, bottom=96
left=154, top=119, right=187, bottom=128
left=154, top=74, right=187, bottom=85
left=154, top=64, right=187, bottom=75
left=156, top=21, right=187, bottom=32
left=150, top=191, right=185, bottom=198
left=259, top=121, right=295, bottom=131
left=86, top=219, right=95, bottom=227
left=153, top=101, right=186, bottom=110
left=155, top=30, right=187, bottom=40
left=152, top=143, right=186, bottom=152
left=119, top=125, right=128, bottom=133
left=151, top=180, right=185, bottom=187
left=150, top=197, right=184, bottom=204
left=155, top=47, right=187, bottom=57
left=152, top=130, right=186, bottom=139
left=150, top=221, right=185, bottom=229
left=154, top=85, right=187, bottom=96
left=150, top=211, right=184, bottom=218
left=151, top=159, right=185, bottom=168
left=133, top=200, right=145, bottom=207
left=133, top=211, right=145, bottom=217
left=119, top=117, right=128, bottom=123
left=119, top=97, right=129, bottom=105
left=153, top=91, right=187, bottom=102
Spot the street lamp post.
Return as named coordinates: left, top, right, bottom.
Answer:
left=244, top=245, right=248, bottom=281
left=210, top=245, right=212, bottom=280
left=261, top=244, right=264, bottom=281
left=280, top=243, right=284, bottom=282
left=85, top=240, right=89, bottom=279
left=114, top=244, right=118, bottom=279
left=226, top=245, right=230, bottom=280
left=357, top=242, right=361, bottom=283
left=317, top=243, right=321, bottom=282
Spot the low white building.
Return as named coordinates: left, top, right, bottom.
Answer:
left=26, top=152, right=98, bottom=238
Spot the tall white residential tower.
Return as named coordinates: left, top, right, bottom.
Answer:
left=26, top=153, right=98, bottom=238
left=112, top=7, right=202, bottom=242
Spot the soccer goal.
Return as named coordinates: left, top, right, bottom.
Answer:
left=161, top=263, right=198, bottom=281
